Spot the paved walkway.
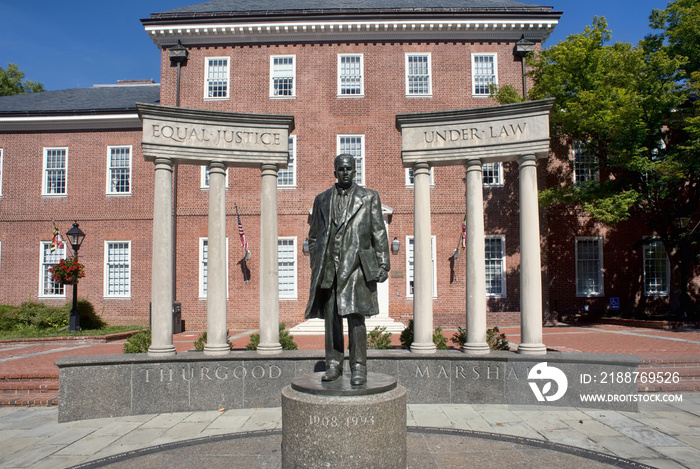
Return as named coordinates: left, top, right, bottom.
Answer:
left=0, top=323, right=699, bottom=468
left=0, top=395, right=698, bottom=468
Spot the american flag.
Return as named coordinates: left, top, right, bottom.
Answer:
left=235, top=204, right=248, bottom=249
left=50, top=221, right=65, bottom=252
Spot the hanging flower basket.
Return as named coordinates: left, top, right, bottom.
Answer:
left=50, top=257, right=85, bottom=285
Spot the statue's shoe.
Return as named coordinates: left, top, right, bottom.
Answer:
left=322, top=365, right=342, bottom=382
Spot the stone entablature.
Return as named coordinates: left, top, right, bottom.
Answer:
left=396, top=99, right=554, bottom=166
left=138, top=103, right=294, bottom=167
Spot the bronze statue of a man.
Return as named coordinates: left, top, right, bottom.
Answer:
left=304, top=154, right=390, bottom=386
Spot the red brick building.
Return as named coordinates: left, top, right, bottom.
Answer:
left=0, top=0, right=696, bottom=334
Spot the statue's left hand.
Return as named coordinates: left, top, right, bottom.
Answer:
left=376, top=268, right=388, bottom=283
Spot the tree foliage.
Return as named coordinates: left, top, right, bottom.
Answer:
left=0, top=63, right=44, bottom=96
left=526, top=3, right=699, bottom=313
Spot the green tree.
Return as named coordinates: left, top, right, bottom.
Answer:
left=0, top=63, right=44, bottom=96
left=527, top=11, right=699, bottom=316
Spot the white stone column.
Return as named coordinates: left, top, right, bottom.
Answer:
left=258, top=163, right=282, bottom=354
left=149, top=157, right=176, bottom=356
left=204, top=161, right=230, bottom=355
left=517, top=155, right=547, bottom=354
left=411, top=162, right=436, bottom=353
left=464, top=159, right=489, bottom=354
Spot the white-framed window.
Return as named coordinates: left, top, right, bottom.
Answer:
left=485, top=235, right=506, bottom=297
left=338, top=54, right=364, bottom=96
left=278, top=136, right=297, bottom=187
left=576, top=237, right=604, bottom=297
left=205, top=57, right=230, bottom=99
left=405, top=167, right=435, bottom=186
left=337, top=134, right=365, bottom=186
left=482, top=162, right=503, bottom=186
left=270, top=55, right=296, bottom=97
left=0, top=148, right=3, bottom=196
left=278, top=237, right=297, bottom=298
left=472, top=53, right=497, bottom=96
left=405, top=53, right=432, bottom=96
left=199, top=237, right=229, bottom=298
left=39, top=241, right=66, bottom=297
left=104, top=241, right=131, bottom=298
left=200, top=166, right=229, bottom=189
left=43, top=147, right=67, bottom=195
left=406, top=235, right=437, bottom=298
left=106, top=146, right=132, bottom=195
left=643, top=239, right=670, bottom=297
left=573, top=141, right=599, bottom=185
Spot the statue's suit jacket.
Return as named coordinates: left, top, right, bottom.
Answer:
left=305, top=185, right=390, bottom=319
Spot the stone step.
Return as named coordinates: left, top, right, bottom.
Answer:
left=638, top=356, right=700, bottom=392
left=0, top=379, right=59, bottom=394
left=0, top=392, right=58, bottom=406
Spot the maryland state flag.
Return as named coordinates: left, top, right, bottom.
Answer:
left=50, top=221, right=65, bottom=253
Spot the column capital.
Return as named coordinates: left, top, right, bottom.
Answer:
left=412, top=161, right=430, bottom=175
left=153, top=157, right=173, bottom=171
left=208, top=160, right=226, bottom=173
left=261, top=163, right=279, bottom=176
left=464, top=158, right=483, bottom=169
left=517, top=154, right=537, bottom=166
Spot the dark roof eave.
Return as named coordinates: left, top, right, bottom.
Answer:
left=0, top=108, right=141, bottom=119
left=142, top=7, right=560, bottom=25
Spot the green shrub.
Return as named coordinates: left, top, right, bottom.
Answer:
left=451, top=327, right=466, bottom=348
left=123, top=329, right=151, bottom=353
left=433, top=326, right=449, bottom=350
left=246, top=323, right=298, bottom=350
left=367, top=326, right=392, bottom=349
left=74, top=299, right=106, bottom=330
left=451, top=326, right=510, bottom=350
left=400, top=320, right=449, bottom=349
left=486, top=326, right=510, bottom=350
left=194, top=331, right=235, bottom=351
left=194, top=331, right=207, bottom=351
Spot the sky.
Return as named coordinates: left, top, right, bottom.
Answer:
left=0, top=0, right=672, bottom=91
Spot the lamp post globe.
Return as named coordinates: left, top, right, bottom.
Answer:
left=66, top=222, right=85, bottom=332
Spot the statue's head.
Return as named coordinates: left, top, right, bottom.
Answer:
left=334, top=154, right=356, bottom=189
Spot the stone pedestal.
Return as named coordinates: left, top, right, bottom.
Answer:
left=281, top=373, right=406, bottom=469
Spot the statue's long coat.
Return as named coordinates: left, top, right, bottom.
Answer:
left=304, top=185, right=390, bottom=319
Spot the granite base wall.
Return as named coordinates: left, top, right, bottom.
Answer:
left=56, top=350, right=640, bottom=422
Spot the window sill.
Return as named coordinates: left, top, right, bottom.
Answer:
left=269, top=96, right=296, bottom=100
left=38, top=295, right=66, bottom=300
left=405, top=94, right=433, bottom=98
left=203, top=97, right=230, bottom=101
left=277, top=185, right=298, bottom=190
left=104, top=296, right=132, bottom=300
left=576, top=293, right=604, bottom=298
left=106, top=193, right=132, bottom=197
left=337, top=94, right=365, bottom=98
left=280, top=296, right=298, bottom=300
left=41, top=194, right=67, bottom=198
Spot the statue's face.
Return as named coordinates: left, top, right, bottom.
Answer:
left=334, top=157, right=356, bottom=189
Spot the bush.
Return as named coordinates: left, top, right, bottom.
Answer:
left=400, top=320, right=449, bottom=350
left=123, top=329, right=151, bottom=353
left=367, top=326, right=392, bottom=349
left=194, top=331, right=234, bottom=351
left=451, top=326, right=510, bottom=350
left=74, top=299, right=106, bottom=330
left=6, top=301, right=69, bottom=331
left=486, top=326, right=510, bottom=350
left=246, top=323, right=298, bottom=350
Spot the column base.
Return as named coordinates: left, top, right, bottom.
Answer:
left=256, top=343, right=283, bottom=354
left=203, top=344, right=231, bottom=356
left=517, top=343, right=547, bottom=354
left=147, top=345, right=176, bottom=356
left=410, top=342, right=436, bottom=354
left=463, top=343, right=490, bottom=355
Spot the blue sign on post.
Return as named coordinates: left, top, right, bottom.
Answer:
left=609, top=297, right=620, bottom=310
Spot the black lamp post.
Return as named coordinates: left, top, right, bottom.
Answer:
left=66, top=222, right=85, bottom=332
left=514, top=35, right=536, bottom=99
